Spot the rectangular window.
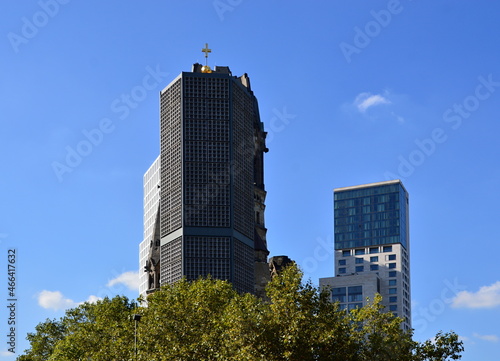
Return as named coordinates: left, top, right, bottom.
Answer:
left=383, top=246, right=392, bottom=252
left=355, top=249, right=365, bottom=255
left=388, top=271, right=397, bottom=277
left=389, top=279, right=397, bottom=286
left=388, top=263, right=397, bottom=269
left=342, top=250, right=350, bottom=257
left=389, top=288, right=397, bottom=294
left=355, top=266, right=364, bottom=272
left=338, top=259, right=346, bottom=266
left=348, top=286, right=362, bottom=301
left=339, top=268, right=346, bottom=274
left=388, top=254, right=396, bottom=260
left=389, top=305, right=397, bottom=311
left=389, top=296, right=397, bottom=303
left=370, top=256, right=378, bottom=262
left=370, top=264, right=379, bottom=271
left=369, top=247, right=378, bottom=254
left=332, top=287, right=346, bottom=303
left=348, top=294, right=363, bottom=302
left=355, top=258, right=363, bottom=264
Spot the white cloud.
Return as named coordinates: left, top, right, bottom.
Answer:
left=37, top=290, right=77, bottom=311
left=86, top=295, right=102, bottom=304
left=353, top=92, right=391, bottom=113
left=106, top=271, right=140, bottom=291
left=473, top=333, right=499, bottom=343
left=452, top=281, right=500, bottom=309
left=36, top=271, right=139, bottom=312
left=37, top=291, right=101, bottom=311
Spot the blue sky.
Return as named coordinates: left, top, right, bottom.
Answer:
left=1, top=1, right=500, bottom=359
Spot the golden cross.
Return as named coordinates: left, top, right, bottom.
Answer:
left=201, top=43, right=211, bottom=64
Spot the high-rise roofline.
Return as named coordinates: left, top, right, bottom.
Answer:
left=334, top=179, right=406, bottom=193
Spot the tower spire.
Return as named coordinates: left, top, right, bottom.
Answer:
left=201, top=43, right=212, bottom=73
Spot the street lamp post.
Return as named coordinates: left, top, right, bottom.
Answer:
left=132, top=314, right=142, bottom=360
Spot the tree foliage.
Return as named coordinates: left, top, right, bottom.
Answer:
left=18, top=264, right=463, bottom=360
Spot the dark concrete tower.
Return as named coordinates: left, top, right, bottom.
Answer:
left=149, top=54, right=268, bottom=294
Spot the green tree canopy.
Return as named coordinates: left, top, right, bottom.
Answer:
left=18, top=264, right=463, bottom=360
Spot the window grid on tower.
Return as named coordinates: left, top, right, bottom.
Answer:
left=232, top=83, right=255, bottom=239
left=184, top=205, right=231, bottom=227
left=234, top=238, right=254, bottom=293
left=160, top=78, right=182, bottom=237
left=185, top=236, right=231, bottom=282
left=185, top=119, right=207, bottom=141
left=182, top=77, right=232, bottom=229
left=208, top=120, right=230, bottom=141
left=185, top=162, right=208, bottom=184
left=160, top=237, right=183, bottom=285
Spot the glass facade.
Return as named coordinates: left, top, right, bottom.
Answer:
left=334, top=182, right=408, bottom=250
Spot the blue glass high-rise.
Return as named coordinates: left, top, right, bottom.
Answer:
left=320, top=180, right=411, bottom=330
left=334, top=180, right=408, bottom=250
